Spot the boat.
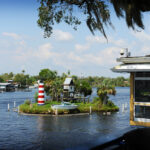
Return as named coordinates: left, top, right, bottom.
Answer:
left=51, top=102, right=78, bottom=110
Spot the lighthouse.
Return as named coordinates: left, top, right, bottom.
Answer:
left=38, top=82, right=45, bottom=105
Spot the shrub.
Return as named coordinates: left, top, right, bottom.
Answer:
left=24, top=99, right=31, bottom=105
left=106, top=100, right=115, bottom=107
left=34, top=92, right=38, bottom=103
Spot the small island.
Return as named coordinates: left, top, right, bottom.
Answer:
left=19, top=99, right=119, bottom=115
left=19, top=69, right=119, bottom=115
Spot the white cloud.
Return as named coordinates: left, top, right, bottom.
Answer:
left=131, top=30, right=150, bottom=41
left=35, top=43, right=53, bottom=60
left=53, top=30, right=73, bottom=41
left=2, top=32, right=21, bottom=40
left=86, top=36, right=107, bottom=43
left=75, top=44, right=90, bottom=51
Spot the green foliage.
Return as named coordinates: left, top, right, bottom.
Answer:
left=24, top=99, right=31, bottom=105
left=39, top=68, right=57, bottom=81
left=19, top=100, right=119, bottom=114
left=96, top=84, right=116, bottom=105
left=45, top=77, right=63, bottom=101
left=38, top=1, right=148, bottom=38
left=37, top=0, right=112, bottom=38
left=75, top=80, right=92, bottom=97
left=14, top=73, right=30, bottom=87
left=111, top=0, right=145, bottom=30
left=106, top=100, right=115, bottom=107
left=34, top=92, right=38, bottom=103
left=80, top=76, right=129, bottom=87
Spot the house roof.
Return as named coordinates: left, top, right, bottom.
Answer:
left=112, top=55, right=150, bottom=73
left=111, top=64, right=150, bottom=73
left=64, top=78, right=73, bottom=85
left=0, top=83, right=11, bottom=86
left=117, top=56, right=150, bottom=64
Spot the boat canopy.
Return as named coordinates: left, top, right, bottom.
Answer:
left=111, top=64, right=150, bottom=73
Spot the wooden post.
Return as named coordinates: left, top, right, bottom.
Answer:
left=122, top=104, right=125, bottom=113
left=130, top=73, right=134, bottom=122
left=90, top=106, right=92, bottom=114
left=14, top=101, right=16, bottom=108
left=8, top=103, right=10, bottom=111
left=18, top=106, right=20, bottom=113
left=55, top=109, right=58, bottom=115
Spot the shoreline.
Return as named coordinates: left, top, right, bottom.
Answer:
left=19, top=112, right=90, bottom=117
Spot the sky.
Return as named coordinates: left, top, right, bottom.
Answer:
left=0, top=0, right=150, bottom=77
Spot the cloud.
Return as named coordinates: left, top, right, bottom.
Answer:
left=35, top=43, right=53, bottom=60
left=2, top=32, right=21, bottom=40
left=75, top=44, right=90, bottom=51
left=86, top=36, right=107, bottom=43
left=53, top=30, right=73, bottom=41
left=131, top=30, right=150, bottom=41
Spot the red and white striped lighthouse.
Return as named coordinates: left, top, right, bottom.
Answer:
left=38, top=82, right=45, bottom=105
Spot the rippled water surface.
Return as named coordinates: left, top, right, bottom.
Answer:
left=0, top=87, right=135, bottom=150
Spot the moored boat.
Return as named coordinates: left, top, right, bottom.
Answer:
left=51, top=102, right=78, bottom=110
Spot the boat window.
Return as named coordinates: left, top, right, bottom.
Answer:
left=135, top=80, right=150, bottom=102
left=135, top=72, right=150, bottom=77
left=135, top=105, right=150, bottom=119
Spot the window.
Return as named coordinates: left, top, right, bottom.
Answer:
left=135, top=105, right=150, bottom=119
left=135, top=80, right=150, bottom=102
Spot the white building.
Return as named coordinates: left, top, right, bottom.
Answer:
left=63, top=77, right=74, bottom=98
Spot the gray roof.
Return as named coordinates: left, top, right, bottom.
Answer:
left=64, top=78, right=73, bottom=85
left=112, top=55, right=150, bottom=73
left=0, top=83, right=11, bottom=86
left=117, top=56, right=150, bottom=64
left=111, top=64, right=150, bottom=73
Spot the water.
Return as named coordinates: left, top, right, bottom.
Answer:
left=0, top=87, right=136, bottom=150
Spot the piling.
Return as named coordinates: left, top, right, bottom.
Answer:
left=107, top=112, right=111, bottom=115
left=18, top=106, right=20, bottom=113
left=8, top=103, right=10, bottom=111
left=90, top=106, right=92, bottom=114
left=103, top=112, right=106, bottom=115
left=122, top=104, right=125, bottom=113
left=14, top=101, right=16, bottom=108
left=55, top=109, right=58, bottom=115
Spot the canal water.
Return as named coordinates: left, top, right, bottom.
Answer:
left=0, top=87, right=136, bottom=150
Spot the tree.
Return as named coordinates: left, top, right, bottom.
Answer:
left=45, top=77, right=63, bottom=101
left=39, top=69, right=57, bottom=81
left=14, top=73, right=29, bottom=87
left=111, top=0, right=150, bottom=30
left=75, top=80, right=92, bottom=97
left=22, top=70, right=25, bottom=74
left=97, top=85, right=108, bottom=105
left=37, top=0, right=112, bottom=38
left=37, top=0, right=150, bottom=38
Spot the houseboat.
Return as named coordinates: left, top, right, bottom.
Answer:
left=112, top=50, right=150, bottom=127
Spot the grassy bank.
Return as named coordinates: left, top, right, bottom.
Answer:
left=19, top=100, right=119, bottom=115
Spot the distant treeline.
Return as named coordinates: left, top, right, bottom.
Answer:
left=0, top=70, right=129, bottom=88
left=78, top=76, right=130, bottom=87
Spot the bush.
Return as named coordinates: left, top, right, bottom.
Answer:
left=34, top=92, right=38, bottom=103
left=92, top=97, right=100, bottom=103
left=106, top=100, right=115, bottom=107
left=24, top=99, right=31, bottom=105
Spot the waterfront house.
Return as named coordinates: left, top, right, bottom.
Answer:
left=112, top=51, right=150, bottom=127
left=0, top=83, right=15, bottom=92
left=63, top=77, right=75, bottom=99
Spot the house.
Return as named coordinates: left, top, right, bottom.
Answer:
left=0, top=83, right=15, bottom=92
left=63, top=77, right=74, bottom=98
left=112, top=51, right=150, bottom=127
